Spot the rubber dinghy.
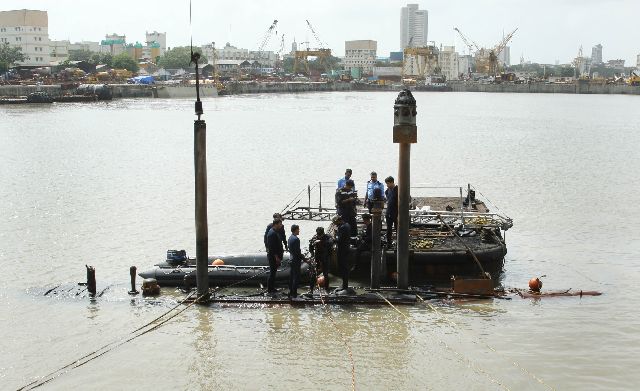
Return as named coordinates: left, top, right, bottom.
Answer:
left=138, top=250, right=310, bottom=287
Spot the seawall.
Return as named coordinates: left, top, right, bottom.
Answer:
left=225, top=81, right=352, bottom=94
left=448, top=81, right=640, bottom=95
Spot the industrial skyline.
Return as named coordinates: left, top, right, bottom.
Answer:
left=0, top=0, right=638, bottom=65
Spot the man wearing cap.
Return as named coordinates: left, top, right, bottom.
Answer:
left=335, top=179, right=359, bottom=237
left=333, top=215, right=352, bottom=291
left=337, top=168, right=356, bottom=191
left=364, top=171, right=385, bottom=213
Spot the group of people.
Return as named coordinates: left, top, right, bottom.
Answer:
left=262, top=168, right=400, bottom=298
left=336, top=168, right=399, bottom=246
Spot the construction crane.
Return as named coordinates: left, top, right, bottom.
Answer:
left=456, top=27, right=517, bottom=76
left=274, top=34, right=285, bottom=74
left=293, top=20, right=332, bottom=75
left=453, top=27, right=480, bottom=55
left=256, top=19, right=278, bottom=66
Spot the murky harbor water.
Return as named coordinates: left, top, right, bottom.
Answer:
left=1, top=92, right=639, bottom=390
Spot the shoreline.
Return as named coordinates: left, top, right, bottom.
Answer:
left=1, top=80, right=639, bottom=99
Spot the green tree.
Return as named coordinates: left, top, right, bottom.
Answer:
left=112, top=52, right=139, bottom=73
left=0, top=42, right=27, bottom=72
left=90, top=52, right=113, bottom=67
left=157, top=46, right=207, bottom=69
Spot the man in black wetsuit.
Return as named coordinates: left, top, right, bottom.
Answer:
left=264, top=212, right=288, bottom=252
left=266, top=219, right=284, bottom=294
left=333, top=215, right=352, bottom=291
left=335, top=179, right=359, bottom=237
left=309, top=226, right=333, bottom=293
left=384, top=176, right=398, bottom=248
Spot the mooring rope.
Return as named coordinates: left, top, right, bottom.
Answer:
left=17, top=290, right=204, bottom=391
left=375, top=292, right=512, bottom=391
left=315, top=279, right=356, bottom=391
left=416, top=295, right=556, bottom=391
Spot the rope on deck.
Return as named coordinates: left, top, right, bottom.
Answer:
left=415, top=295, right=556, bottom=391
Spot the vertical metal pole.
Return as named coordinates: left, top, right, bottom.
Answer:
left=371, top=200, right=384, bottom=288
left=319, top=181, right=322, bottom=211
left=397, top=144, right=411, bottom=289
left=308, top=185, right=312, bottom=218
left=393, top=89, right=417, bottom=290
left=460, top=187, right=464, bottom=229
left=194, top=119, right=209, bottom=301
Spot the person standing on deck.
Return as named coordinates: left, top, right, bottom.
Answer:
left=384, top=176, right=399, bottom=248
left=335, top=179, right=359, bottom=237
left=309, top=226, right=333, bottom=293
left=358, top=213, right=373, bottom=252
left=337, top=168, right=355, bottom=192
left=266, top=219, right=285, bottom=294
left=287, top=224, right=304, bottom=298
left=264, top=212, right=288, bottom=252
left=364, top=171, right=386, bottom=213
left=333, top=215, right=352, bottom=291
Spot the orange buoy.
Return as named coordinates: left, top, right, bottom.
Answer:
left=212, top=259, right=225, bottom=266
left=528, top=277, right=543, bottom=292
left=317, top=275, right=325, bottom=286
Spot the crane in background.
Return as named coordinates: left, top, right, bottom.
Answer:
left=453, top=27, right=480, bottom=55
left=293, top=20, right=332, bottom=75
left=256, top=19, right=279, bottom=68
left=453, top=27, right=517, bottom=76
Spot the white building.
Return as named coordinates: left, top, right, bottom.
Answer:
left=344, top=40, right=377, bottom=75
left=100, top=33, right=126, bottom=55
left=438, top=46, right=459, bottom=81
left=145, top=31, right=166, bottom=55
left=49, top=39, right=69, bottom=63
left=400, top=4, right=428, bottom=49
left=201, top=42, right=276, bottom=67
left=636, top=53, right=639, bottom=68
left=0, top=9, right=50, bottom=67
left=458, top=54, right=473, bottom=77
left=591, top=44, right=603, bottom=65
left=69, top=41, right=100, bottom=53
left=498, top=46, right=511, bottom=67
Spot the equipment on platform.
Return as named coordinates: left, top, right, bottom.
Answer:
left=293, top=20, right=332, bottom=75
left=454, top=27, right=517, bottom=76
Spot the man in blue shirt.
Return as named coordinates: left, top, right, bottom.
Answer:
left=337, top=168, right=355, bottom=191
left=266, top=219, right=285, bottom=293
left=364, top=171, right=386, bottom=212
left=287, top=224, right=304, bottom=298
left=384, top=176, right=399, bottom=248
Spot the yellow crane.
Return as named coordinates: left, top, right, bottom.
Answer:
left=454, top=27, right=517, bottom=76
left=293, top=20, right=332, bottom=75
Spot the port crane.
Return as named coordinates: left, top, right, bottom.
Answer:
left=454, top=27, right=517, bottom=76
left=293, top=19, right=332, bottom=75
left=256, top=19, right=278, bottom=67
left=402, top=40, right=439, bottom=80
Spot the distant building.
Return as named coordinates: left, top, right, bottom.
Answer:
left=605, top=59, right=625, bottom=70
left=100, top=33, right=126, bottom=55
left=400, top=4, right=428, bottom=49
left=437, top=46, right=459, bottom=81
left=69, top=41, right=100, bottom=53
left=636, top=53, right=639, bottom=68
left=591, top=44, right=603, bottom=65
left=0, top=9, right=50, bottom=67
left=498, top=46, right=511, bottom=67
left=457, top=54, right=473, bottom=77
left=390, top=51, right=403, bottom=62
left=145, top=31, right=166, bottom=55
left=344, top=40, right=377, bottom=75
left=49, top=39, right=69, bottom=63
left=201, top=42, right=276, bottom=67
left=291, top=38, right=298, bottom=54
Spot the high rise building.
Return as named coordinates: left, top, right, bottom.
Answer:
left=400, top=4, right=428, bottom=49
left=344, top=40, right=377, bottom=75
left=145, top=31, right=166, bottom=55
left=591, top=44, right=603, bottom=65
left=498, top=46, right=511, bottom=67
left=0, top=9, right=50, bottom=66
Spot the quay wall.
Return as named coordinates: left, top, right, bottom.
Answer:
left=0, top=85, right=62, bottom=97
left=108, top=84, right=154, bottom=98
left=449, top=82, right=640, bottom=95
left=225, top=81, right=352, bottom=95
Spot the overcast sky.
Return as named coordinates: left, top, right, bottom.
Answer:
left=3, top=0, right=639, bottom=65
